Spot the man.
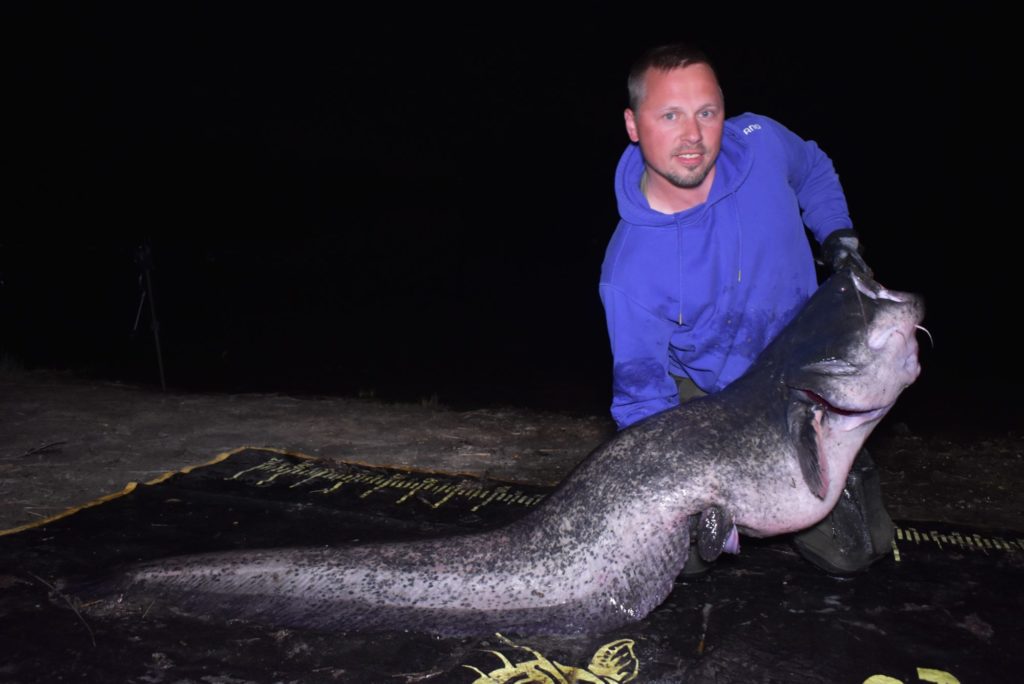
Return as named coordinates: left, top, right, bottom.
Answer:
left=599, top=43, right=888, bottom=575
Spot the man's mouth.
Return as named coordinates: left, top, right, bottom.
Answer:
left=675, top=151, right=704, bottom=166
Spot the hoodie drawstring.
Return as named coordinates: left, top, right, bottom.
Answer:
left=676, top=219, right=684, bottom=324
left=730, top=196, right=743, bottom=283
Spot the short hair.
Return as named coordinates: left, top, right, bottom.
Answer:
left=627, top=43, right=718, bottom=111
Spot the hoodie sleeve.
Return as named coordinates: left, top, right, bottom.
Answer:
left=600, top=282, right=679, bottom=429
left=767, top=118, right=853, bottom=243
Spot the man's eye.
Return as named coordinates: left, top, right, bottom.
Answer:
left=664, top=112, right=677, bottom=121
left=699, top=110, right=715, bottom=119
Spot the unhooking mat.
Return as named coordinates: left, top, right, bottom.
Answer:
left=0, top=447, right=1020, bottom=683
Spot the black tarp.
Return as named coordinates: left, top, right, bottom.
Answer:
left=1, top=448, right=1020, bottom=683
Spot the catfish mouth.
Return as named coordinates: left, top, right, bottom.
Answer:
left=799, top=388, right=891, bottom=422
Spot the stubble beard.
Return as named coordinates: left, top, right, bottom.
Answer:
left=659, top=148, right=716, bottom=189
left=661, top=165, right=713, bottom=189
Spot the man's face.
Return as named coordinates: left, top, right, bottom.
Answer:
left=624, top=64, right=725, bottom=191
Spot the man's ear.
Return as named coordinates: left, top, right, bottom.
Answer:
left=624, top=108, right=640, bottom=143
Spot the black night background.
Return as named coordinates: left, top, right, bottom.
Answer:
left=5, top=3, right=1018, bottom=434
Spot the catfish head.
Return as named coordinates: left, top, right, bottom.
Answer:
left=758, top=270, right=924, bottom=501
left=784, top=270, right=924, bottom=423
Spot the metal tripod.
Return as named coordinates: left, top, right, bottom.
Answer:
left=132, top=242, right=167, bottom=391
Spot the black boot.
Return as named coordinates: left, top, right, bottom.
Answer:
left=680, top=543, right=711, bottom=577
left=791, top=449, right=894, bottom=575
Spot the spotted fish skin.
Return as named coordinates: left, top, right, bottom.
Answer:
left=77, top=449, right=692, bottom=635
left=69, top=271, right=923, bottom=636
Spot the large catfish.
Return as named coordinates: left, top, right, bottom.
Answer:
left=67, top=270, right=924, bottom=636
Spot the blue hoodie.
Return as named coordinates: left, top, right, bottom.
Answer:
left=599, top=113, right=852, bottom=429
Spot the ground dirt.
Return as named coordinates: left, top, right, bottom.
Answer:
left=3, top=369, right=1023, bottom=683
left=2, top=369, right=1022, bottom=534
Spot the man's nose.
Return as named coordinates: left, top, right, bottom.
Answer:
left=678, top=117, right=702, bottom=143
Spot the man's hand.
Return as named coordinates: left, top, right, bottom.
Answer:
left=822, top=228, right=872, bottom=277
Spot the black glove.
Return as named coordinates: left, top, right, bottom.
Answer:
left=821, top=228, right=872, bottom=277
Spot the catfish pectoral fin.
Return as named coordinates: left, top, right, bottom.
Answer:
left=788, top=400, right=829, bottom=500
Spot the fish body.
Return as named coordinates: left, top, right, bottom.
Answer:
left=70, top=271, right=923, bottom=635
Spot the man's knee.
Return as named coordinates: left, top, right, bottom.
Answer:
left=672, top=375, right=707, bottom=403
